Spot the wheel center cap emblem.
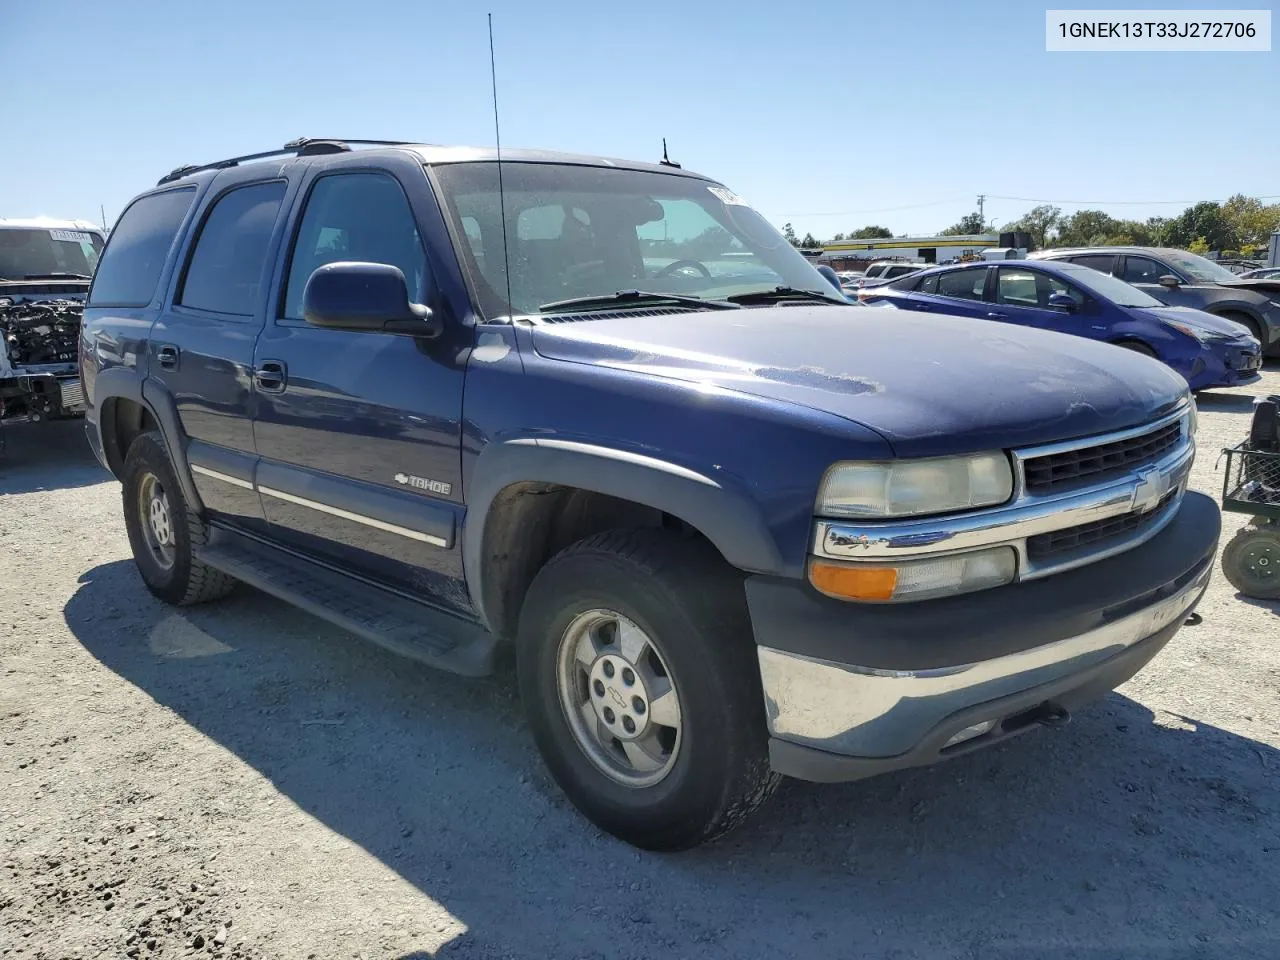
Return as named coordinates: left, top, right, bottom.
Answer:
left=608, top=687, right=626, bottom=709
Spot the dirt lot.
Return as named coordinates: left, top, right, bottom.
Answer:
left=2, top=370, right=1279, bottom=960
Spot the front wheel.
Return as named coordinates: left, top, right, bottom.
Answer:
left=517, top=529, right=779, bottom=850
left=1221, top=524, right=1280, bottom=599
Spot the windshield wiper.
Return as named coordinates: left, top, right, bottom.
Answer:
left=727, top=286, right=848, bottom=306
left=538, top=289, right=740, bottom=313
left=24, top=272, right=91, bottom=280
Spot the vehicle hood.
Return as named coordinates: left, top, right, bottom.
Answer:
left=529, top=306, right=1189, bottom=457
left=1220, top=278, right=1280, bottom=296
left=1140, top=305, right=1257, bottom=339
left=0, top=278, right=90, bottom=304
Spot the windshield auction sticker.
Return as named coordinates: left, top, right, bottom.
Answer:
left=708, top=186, right=748, bottom=206
left=48, top=230, right=93, bottom=243
left=1046, top=9, right=1271, bottom=50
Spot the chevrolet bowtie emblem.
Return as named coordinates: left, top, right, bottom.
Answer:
left=1131, top=466, right=1165, bottom=514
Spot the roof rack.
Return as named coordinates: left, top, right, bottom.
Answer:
left=156, top=138, right=416, bottom=185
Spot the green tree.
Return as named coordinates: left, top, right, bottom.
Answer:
left=1054, top=210, right=1118, bottom=247
left=1004, top=205, right=1062, bottom=250
left=1144, top=217, right=1173, bottom=246
left=1188, top=236, right=1210, bottom=255
left=851, top=225, right=893, bottom=239
left=1108, top=219, right=1153, bottom=246
left=782, top=222, right=799, bottom=246
left=941, top=212, right=987, bottom=236
left=1165, top=201, right=1238, bottom=252
left=830, top=232, right=847, bottom=242
left=1221, top=194, right=1280, bottom=251
left=800, top=232, right=821, bottom=248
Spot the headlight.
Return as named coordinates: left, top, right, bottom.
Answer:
left=1163, top=320, right=1214, bottom=342
left=816, top=452, right=1013, bottom=519
left=809, top=546, right=1017, bottom=603
left=1186, top=397, right=1198, bottom=437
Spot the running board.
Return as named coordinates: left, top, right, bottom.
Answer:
left=195, top=528, right=497, bottom=677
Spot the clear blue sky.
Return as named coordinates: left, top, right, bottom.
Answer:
left=3, top=0, right=1276, bottom=239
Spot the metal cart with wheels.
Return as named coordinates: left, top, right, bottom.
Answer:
left=1220, top=440, right=1280, bottom=599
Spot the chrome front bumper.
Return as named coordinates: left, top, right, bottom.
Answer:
left=758, top=559, right=1210, bottom=764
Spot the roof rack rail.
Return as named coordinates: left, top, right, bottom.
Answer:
left=156, top=138, right=417, bottom=186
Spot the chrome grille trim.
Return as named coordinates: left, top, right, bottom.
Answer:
left=1012, top=404, right=1191, bottom=497
left=812, top=403, right=1195, bottom=582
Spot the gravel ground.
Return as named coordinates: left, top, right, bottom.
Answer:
left=2, top=369, right=1279, bottom=960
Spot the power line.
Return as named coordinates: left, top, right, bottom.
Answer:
left=987, top=193, right=1280, bottom=206
left=777, top=197, right=966, bottom=218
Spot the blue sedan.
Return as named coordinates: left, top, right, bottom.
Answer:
left=858, top=259, right=1262, bottom=391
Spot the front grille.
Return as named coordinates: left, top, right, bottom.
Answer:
left=1023, top=420, right=1182, bottom=494
left=1027, top=488, right=1179, bottom=559
left=58, top=378, right=84, bottom=409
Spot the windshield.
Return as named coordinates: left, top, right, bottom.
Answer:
left=0, top=227, right=103, bottom=280
left=1163, top=250, right=1239, bottom=284
left=1056, top=263, right=1165, bottom=307
left=430, top=162, right=835, bottom=317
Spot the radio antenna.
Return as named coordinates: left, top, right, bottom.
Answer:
left=488, top=13, right=515, bottom=318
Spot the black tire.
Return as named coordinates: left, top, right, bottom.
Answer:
left=517, top=529, right=779, bottom=850
left=1115, top=340, right=1157, bottom=358
left=1219, top=311, right=1263, bottom=344
left=1221, top=524, right=1280, bottom=600
left=121, top=432, right=237, bottom=606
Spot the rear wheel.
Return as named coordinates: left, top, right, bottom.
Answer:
left=122, top=432, right=237, bottom=606
left=1221, top=524, right=1280, bottom=599
left=517, top=529, right=779, bottom=850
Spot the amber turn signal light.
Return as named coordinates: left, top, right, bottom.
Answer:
left=808, top=560, right=898, bottom=601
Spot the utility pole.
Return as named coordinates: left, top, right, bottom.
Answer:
left=100, top=205, right=107, bottom=231
left=976, top=194, right=986, bottom=229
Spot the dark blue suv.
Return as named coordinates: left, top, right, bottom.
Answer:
left=79, top=139, right=1219, bottom=850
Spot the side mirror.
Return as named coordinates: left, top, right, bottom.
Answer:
left=1047, top=292, right=1078, bottom=311
left=1157, top=274, right=1181, bottom=288
left=302, top=261, right=442, bottom=338
left=815, top=264, right=843, bottom=293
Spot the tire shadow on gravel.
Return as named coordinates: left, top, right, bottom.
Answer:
left=0, top=418, right=109, bottom=493
left=66, top=560, right=1280, bottom=960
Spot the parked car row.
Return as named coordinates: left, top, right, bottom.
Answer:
left=858, top=257, right=1263, bottom=392
left=1028, top=247, right=1280, bottom=355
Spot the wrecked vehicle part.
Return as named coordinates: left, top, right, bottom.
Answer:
left=0, top=298, right=86, bottom=427
left=2, top=298, right=82, bottom=367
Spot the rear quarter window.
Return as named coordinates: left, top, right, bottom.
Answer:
left=87, top=188, right=196, bottom=307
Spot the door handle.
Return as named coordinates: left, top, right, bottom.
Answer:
left=157, top=344, right=180, bottom=369
left=254, top=360, right=288, bottom=393
left=916, top=304, right=932, bottom=311
left=986, top=312, right=1007, bottom=319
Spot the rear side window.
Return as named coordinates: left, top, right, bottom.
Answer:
left=179, top=181, right=287, bottom=316
left=1069, top=254, right=1116, bottom=274
left=88, top=188, right=195, bottom=307
left=936, top=269, right=987, bottom=301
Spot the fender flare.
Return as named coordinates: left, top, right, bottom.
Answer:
left=95, top=367, right=204, bottom=513
left=462, top=437, right=788, bottom=632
